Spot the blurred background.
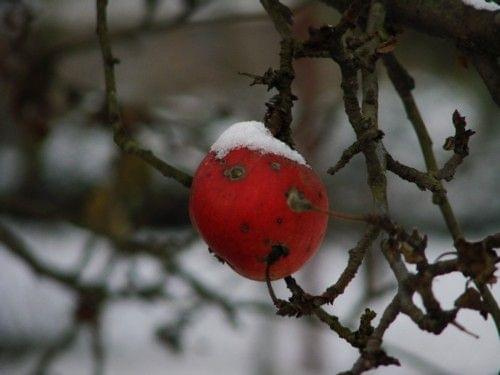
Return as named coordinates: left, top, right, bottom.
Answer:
left=0, top=0, right=499, bottom=374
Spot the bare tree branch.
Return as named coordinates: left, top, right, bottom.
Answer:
left=96, top=0, right=193, bottom=188
left=320, top=0, right=500, bottom=106
left=319, top=0, right=500, bottom=56
left=383, top=52, right=500, bottom=335
left=385, top=153, right=445, bottom=193
left=382, top=52, right=462, bottom=240
left=467, top=50, right=500, bottom=106
left=319, top=226, right=380, bottom=304
left=327, top=129, right=383, bottom=175
left=259, top=0, right=297, bottom=146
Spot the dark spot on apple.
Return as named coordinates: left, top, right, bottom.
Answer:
left=264, top=243, right=290, bottom=264
left=208, top=247, right=225, bottom=264
left=270, top=161, right=281, bottom=171
left=240, top=223, right=250, bottom=233
left=223, top=165, right=246, bottom=180
left=317, top=191, right=323, bottom=198
left=276, top=217, right=283, bottom=224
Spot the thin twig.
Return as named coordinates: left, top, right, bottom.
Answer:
left=359, top=1, right=388, bottom=214
left=0, top=220, right=97, bottom=293
left=464, top=49, right=500, bottom=106
left=34, top=327, right=79, bottom=375
left=319, top=226, right=380, bottom=304
left=385, top=153, right=444, bottom=193
left=351, top=296, right=401, bottom=374
left=95, top=0, right=192, bottom=188
left=90, top=323, right=105, bottom=375
left=382, top=52, right=462, bottom=240
left=265, top=263, right=281, bottom=307
left=327, top=129, right=384, bottom=175
left=260, top=0, right=297, bottom=146
left=48, top=2, right=312, bottom=59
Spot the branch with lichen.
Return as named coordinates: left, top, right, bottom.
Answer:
left=252, top=0, right=297, bottom=147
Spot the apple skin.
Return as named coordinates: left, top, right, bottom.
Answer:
left=189, top=147, right=329, bottom=281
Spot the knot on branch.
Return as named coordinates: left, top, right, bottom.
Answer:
left=274, top=294, right=316, bottom=318
left=402, top=229, right=428, bottom=265
left=297, top=26, right=345, bottom=62
left=357, top=350, right=401, bottom=373
left=357, top=308, right=376, bottom=337
left=74, top=289, right=106, bottom=325
left=455, top=238, right=498, bottom=285
left=444, top=110, right=475, bottom=156
left=106, top=56, right=120, bottom=66
left=455, top=288, right=489, bottom=319
left=274, top=300, right=303, bottom=317
left=376, top=217, right=428, bottom=264
left=156, top=324, right=183, bottom=353
left=271, top=277, right=317, bottom=318
left=436, top=110, right=475, bottom=181
left=304, top=0, right=368, bottom=52
left=264, top=93, right=297, bottom=143
left=306, top=25, right=341, bottom=46
left=420, top=309, right=459, bottom=334
left=240, top=68, right=294, bottom=91
left=379, top=218, right=430, bottom=271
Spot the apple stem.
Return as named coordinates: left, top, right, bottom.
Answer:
left=265, top=264, right=280, bottom=305
left=286, top=186, right=376, bottom=225
left=313, top=207, right=373, bottom=224
left=264, top=245, right=289, bottom=306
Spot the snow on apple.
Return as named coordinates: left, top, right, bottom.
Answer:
left=189, top=121, right=328, bottom=281
left=210, top=121, right=308, bottom=166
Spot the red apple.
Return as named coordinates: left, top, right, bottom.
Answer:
left=189, top=122, right=328, bottom=281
